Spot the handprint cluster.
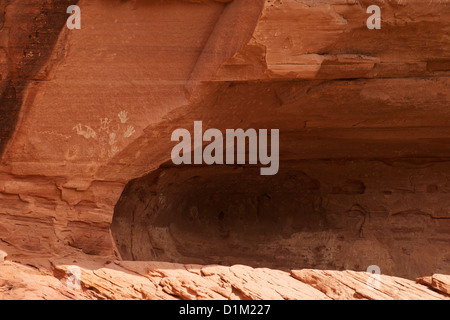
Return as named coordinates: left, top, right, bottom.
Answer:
left=71, top=110, right=136, bottom=159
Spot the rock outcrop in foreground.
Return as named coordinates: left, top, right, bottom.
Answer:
left=0, top=251, right=448, bottom=300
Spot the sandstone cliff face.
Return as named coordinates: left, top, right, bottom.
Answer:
left=0, top=0, right=449, bottom=299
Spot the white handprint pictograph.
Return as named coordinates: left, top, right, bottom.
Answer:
left=124, top=125, right=135, bottom=138
left=109, top=145, right=119, bottom=157
left=118, top=110, right=129, bottom=124
left=109, top=132, right=117, bottom=146
left=69, top=111, right=136, bottom=159
left=73, top=124, right=97, bottom=139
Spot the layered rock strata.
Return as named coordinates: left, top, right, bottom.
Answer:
left=0, top=0, right=449, bottom=295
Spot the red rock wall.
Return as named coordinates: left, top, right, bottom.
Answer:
left=0, top=0, right=449, bottom=280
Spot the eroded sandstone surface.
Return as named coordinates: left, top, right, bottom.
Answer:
left=0, top=251, right=449, bottom=300
left=0, top=0, right=449, bottom=299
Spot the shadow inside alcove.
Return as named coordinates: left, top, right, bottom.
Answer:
left=111, top=157, right=450, bottom=279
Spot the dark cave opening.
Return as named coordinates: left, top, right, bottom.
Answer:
left=111, top=159, right=450, bottom=279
